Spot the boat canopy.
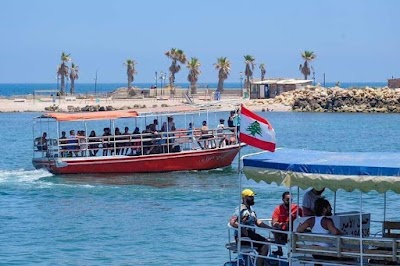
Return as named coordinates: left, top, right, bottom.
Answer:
left=242, top=148, right=400, bottom=193
left=41, top=110, right=139, bottom=121
left=37, top=106, right=218, bottom=122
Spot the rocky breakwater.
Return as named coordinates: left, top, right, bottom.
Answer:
left=272, top=86, right=400, bottom=113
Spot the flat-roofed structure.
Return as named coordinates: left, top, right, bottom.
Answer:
left=249, top=78, right=312, bottom=99
left=388, top=78, right=400, bottom=89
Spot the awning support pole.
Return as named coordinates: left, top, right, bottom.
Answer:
left=360, top=191, right=364, bottom=265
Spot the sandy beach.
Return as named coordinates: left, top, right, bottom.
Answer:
left=0, top=95, right=291, bottom=113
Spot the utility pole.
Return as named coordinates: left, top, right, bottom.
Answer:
left=155, top=71, right=158, bottom=97
left=94, top=71, right=98, bottom=96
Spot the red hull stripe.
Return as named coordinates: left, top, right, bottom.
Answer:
left=240, top=133, right=276, bottom=152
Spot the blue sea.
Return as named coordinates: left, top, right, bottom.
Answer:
left=1, top=109, right=400, bottom=264
left=0, top=81, right=388, bottom=97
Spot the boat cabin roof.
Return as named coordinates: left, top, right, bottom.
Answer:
left=40, top=110, right=139, bottom=121
left=243, top=148, right=400, bottom=193
left=37, top=106, right=211, bottom=122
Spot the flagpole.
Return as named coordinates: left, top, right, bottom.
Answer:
left=237, top=105, right=243, bottom=263
left=237, top=106, right=242, bottom=174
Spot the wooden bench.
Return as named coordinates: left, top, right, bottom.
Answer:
left=292, top=232, right=400, bottom=265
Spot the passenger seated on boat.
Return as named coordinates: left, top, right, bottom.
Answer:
left=88, top=130, right=99, bottom=156
left=197, top=120, right=215, bottom=149
left=59, top=131, right=67, bottom=157
left=271, top=191, right=302, bottom=256
left=77, top=130, right=88, bottom=157
left=152, top=119, right=160, bottom=132
left=142, top=125, right=156, bottom=155
left=187, top=122, right=194, bottom=137
left=102, top=127, right=111, bottom=156
left=161, top=116, right=176, bottom=152
left=230, top=189, right=271, bottom=266
left=130, top=127, right=141, bottom=155
left=187, top=122, right=195, bottom=149
left=121, top=126, right=131, bottom=155
left=67, top=130, right=79, bottom=157
left=113, top=127, right=122, bottom=155
left=35, top=132, right=48, bottom=151
left=296, top=198, right=354, bottom=265
left=216, top=119, right=228, bottom=148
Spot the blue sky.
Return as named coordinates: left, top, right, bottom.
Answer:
left=0, top=0, right=398, bottom=83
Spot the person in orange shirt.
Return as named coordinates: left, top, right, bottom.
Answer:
left=271, top=191, right=302, bottom=256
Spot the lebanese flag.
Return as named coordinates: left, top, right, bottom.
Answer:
left=239, top=105, right=276, bottom=152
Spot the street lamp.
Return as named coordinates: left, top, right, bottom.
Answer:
left=159, top=71, right=165, bottom=97
left=240, top=71, right=244, bottom=90
left=312, top=70, right=316, bottom=86
left=155, top=71, right=158, bottom=96
left=94, top=71, right=98, bottom=96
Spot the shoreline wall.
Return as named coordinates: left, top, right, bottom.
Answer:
left=272, top=86, right=400, bottom=113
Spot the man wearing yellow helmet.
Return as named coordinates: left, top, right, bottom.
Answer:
left=229, top=189, right=271, bottom=266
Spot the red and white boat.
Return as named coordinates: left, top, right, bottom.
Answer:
left=32, top=106, right=243, bottom=174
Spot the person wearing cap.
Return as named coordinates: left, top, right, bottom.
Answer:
left=216, top=119, right=227, bottom=147
left=302, top=187, right=325, bottom=216
left=229, top=189, right=271, bottom=266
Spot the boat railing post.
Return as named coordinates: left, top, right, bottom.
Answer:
left=166, top=127, right=170, bottom=154
left=140, top=133, right=144, bottom=155
left=84, top=122, right=88, bottom=157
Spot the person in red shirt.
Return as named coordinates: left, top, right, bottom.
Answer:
left=271, top=191, right=302, bottom=256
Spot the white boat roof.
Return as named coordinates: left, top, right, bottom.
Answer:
left=251, top=79, right=312, bottom=85
left=242, top=148, right=400, bottom=193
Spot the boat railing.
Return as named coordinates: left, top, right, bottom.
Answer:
left=233, top=221, right=290, bottom=265
left=34, top=127, right=239, bottom=158
left=292, top=231, right=400, bottom=264
left=234, top=222, right=400, bottom=265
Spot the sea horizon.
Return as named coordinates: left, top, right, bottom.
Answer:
left=0, top=81, right=389, bottom=97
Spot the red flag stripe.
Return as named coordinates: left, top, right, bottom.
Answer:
left=241, top=105, right=272, bottom=129
left=240, top=133, right=276, bottom=152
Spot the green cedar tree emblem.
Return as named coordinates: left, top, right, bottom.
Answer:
left=246, top=121, right=262, bottom=137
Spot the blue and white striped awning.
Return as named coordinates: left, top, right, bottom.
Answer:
left=242, top=148, right=400, bottom=193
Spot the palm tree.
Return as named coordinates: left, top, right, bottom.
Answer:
left=214, top=57, right=231, bottom=92
left=69, top=63, right=79, bottom=94
left=57, top=52, right=70, bottom=95
left=165, top=48, right=187, bottom=94
left=244, top=55, right=256, bottom=90
left=186, top=57, right=201, bottom=94
left=259, top=63, right=266, bottom=81
left=124, top=59, right=137, bottom=89
left=299, top=50, right=316, bottom=80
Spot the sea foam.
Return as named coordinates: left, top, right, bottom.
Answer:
left=0, top=168, right=51, bottom=183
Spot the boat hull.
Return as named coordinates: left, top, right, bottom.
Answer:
left=32, top=145, right=242, bottom=174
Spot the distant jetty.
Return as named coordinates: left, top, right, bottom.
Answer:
left=269, top=86, right=400, bottom=113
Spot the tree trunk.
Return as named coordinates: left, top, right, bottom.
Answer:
left=127, top=78, right=131, bottom=90
left=190, top=82, right=196, bottom=94
left=60, top=76, right=65, bottom=95
left=169, top=73, right=175, bottom=89
left=246, top=76, right=251, bottom=91
left=70, top=78, right=75, bottom=94
left=217, top=79, right=224, bottom=92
